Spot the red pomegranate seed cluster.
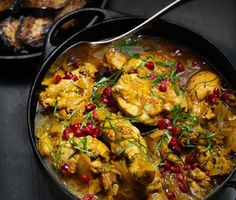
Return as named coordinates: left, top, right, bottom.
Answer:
left=157, top=118, right=182, bottom=154
left=86, top=103, right=96, bottom=112
left=81, top=124, right=101, bottom=138
left=82, top=194, right=96, bottom=200
left=178, top=183, right=188, bottom=193
left=67, top=56, right=82, bottom=68
left=166, top=191, right=176, bottom=200
left=168, top=137, right=183, bottom=155
left=207, top=87, right=230, bottom=104
left=64, top=71, right=78, bottom=81
left=183, top=155, right=199, bottom=170
left=102, top=87, right=118, bottom=113
left=157, top=118, right=171, bottom=129
left=62, top=122, right=101, bottom=140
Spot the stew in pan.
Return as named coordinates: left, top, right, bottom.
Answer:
left=35, top=36, right=236, bottom=200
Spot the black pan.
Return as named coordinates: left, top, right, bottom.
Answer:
left=28, top=8, right=236, bottom=200
left=0, top=0, right=107, bottom=80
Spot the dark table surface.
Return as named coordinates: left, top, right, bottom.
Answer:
left=0, top=0, right=235, bottom=199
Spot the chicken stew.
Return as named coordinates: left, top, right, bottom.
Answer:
left=35, top=36, right=236, bottom=200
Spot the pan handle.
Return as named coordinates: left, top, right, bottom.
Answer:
left=43, top=8, right=128, bottom=60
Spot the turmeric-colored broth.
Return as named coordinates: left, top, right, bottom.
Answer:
left=35, top=36, right=236, bottom=200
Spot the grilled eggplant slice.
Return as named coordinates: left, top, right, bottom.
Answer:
left=56, top=0, right=86, bottom=19
left=0, top=17, right=22, bottom=53
left=23, top=0, right=70, bottom=9
left=18, top=17, right=53, bottom=48
left=0, top=0, right=15, bottom=12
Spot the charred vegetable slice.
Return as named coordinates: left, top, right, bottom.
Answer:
left=0, top=17, right=22, bottom=52
left=56, top=0, right=86, bottom=19
left=18, top=17, right=53, bottom=48
left=0, top=0, right=15, bottom=12
left=23, top=0, right=70, bottom=9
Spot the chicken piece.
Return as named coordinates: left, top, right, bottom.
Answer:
left=146, top=192, right=168, bottom=200
left=38, top=135, right=53, bottom=157
left=198, top=148, right=234, bottom=176
left=73, top=136, right=110, bottom=161
left=189, top=181, right=208, bottom=200
left=187, top=71, right=220, bottom=100
left=112, top=74, right=186, bottom=125
left=102, top=115, right=156, bottom=185
left=40, top=63, right=97, bottom=112
left=104, top=48, right=128, bottom=71
left=186, top=71, right=220, bottom=119
left=188, top=167, right=210, bottom=181
left=90, top=159, right=120, bottom=198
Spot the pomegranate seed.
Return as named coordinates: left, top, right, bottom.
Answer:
left=63, top=128, right=73, bottom=140
left=108, top=106, right=118, bottom=113
left=102, top=97, right=109, bottom=104
left=145, top=61, right=155, bottom=70
left=91, top=126, right=101, bottom=138
left=86, top=103, right=96, bottom=112
left=185, top=156, right=194, bottom=164
left=82, top=194, right=96, bottom=200
left=54, top=75, right=62, bottom=84
left=183, top=164, right=191, bottom=171
left=171, top=165, right=181, bottom=173
left=213, top=87, right=220, bottom=97
left=169, top=137, right=179, bottom=147
left=64, top=71, right=74, bottom=79
left=208, top=93, right=218, bottom=104
left=176, top=62, right=185, bottom=72
left=103, top=87, right=112, bottom=98
left=159, top=81, right=167, bottom=92
left=205, top=170, right=210, bottom=176
left=149, top=72, right=157, bottom=80
left=220, top=92, right=230, bottom=101
left=166, top=191, right=176, bottom=200
left=81, top=175, right=90, bottom=183
left=157, top=119, right=170, bottom=129
left=191, top=163, right=198, bottom=170
left=71, top=124, right=80, bottom=131
left=164, top=160, right=171, bottom=170
left=167, top=125, right=178, bottom=137
left=92, top=110, right=98, bottom=118
left=72, top=60, right=81, bottom=68
left=185, top=155, right=198, bottom=165
left=176, top=173, right=184, bottom=181
left=172, top=145, right=182, bottom=155
left=178, top=183, right=188, bottom=193
left=74, top=128, right=83, bottom=137
left=61, top=163, right=71, bottom=175
left=81, top=125, right=91, bottom=134
left=72, top=76, right=78, bottom=81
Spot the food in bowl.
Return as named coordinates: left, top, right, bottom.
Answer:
left=35, top=36, right=236, bottom=200
left=0, top=0, right=86, bottom=54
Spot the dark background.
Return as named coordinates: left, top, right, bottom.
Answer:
left=0, top=0, right=235, bottom=199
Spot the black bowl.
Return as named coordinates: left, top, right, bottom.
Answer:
left=0, top=0, right=108, bottom=80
